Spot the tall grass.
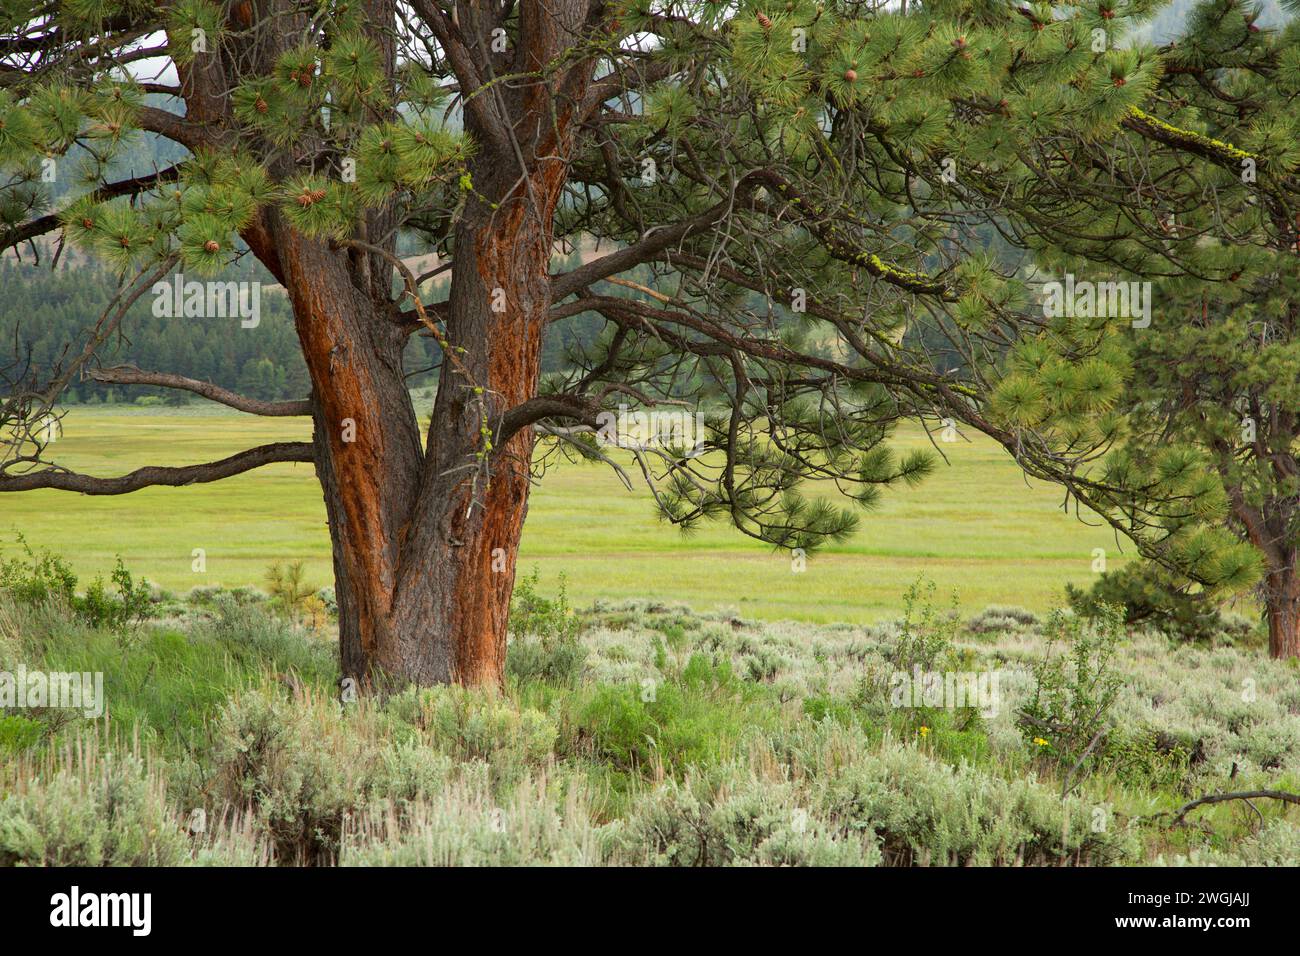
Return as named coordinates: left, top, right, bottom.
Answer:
left=1, top=580, right=1297, bottom=866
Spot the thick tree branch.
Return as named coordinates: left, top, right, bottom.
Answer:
left=549, top=176, right=769, bottom=300
left=491, top=394, right=597, bottom=446
left=84, top=366, right=311, bottom=416
left=551, top=168, right=953, bottom=301
left=405, top=0, right=513, bottom=157
left=582, top=57, right=673, bottom=119
left=2, top=164, right=183, bottom=250
left=0, top=442, right=315, bottom=494
left=1122, top=106, right=1262, bottom=176
left=136, top=105, right=214, bottom=152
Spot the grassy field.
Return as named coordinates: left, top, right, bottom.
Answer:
left=2, top=404, right=1130, bottom=621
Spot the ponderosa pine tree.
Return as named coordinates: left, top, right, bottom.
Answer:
left=1131, top=0, right=1299, bottom=659
left=981, top=0, right=1299, bottom=656
left=0, top=0, right=1280, bottom=685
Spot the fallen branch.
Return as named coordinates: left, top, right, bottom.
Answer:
left=1171, top=790, right=1300, bottom=826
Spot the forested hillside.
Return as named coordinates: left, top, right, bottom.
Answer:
left=1, top=251, right=607, bottom=402
left=1136, top=0, right=1287, bottom=39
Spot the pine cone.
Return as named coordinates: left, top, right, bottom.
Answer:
left=756, top=11, right=772, bottom=29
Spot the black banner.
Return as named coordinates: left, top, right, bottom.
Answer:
left=0, top=866, right=1271, bottom=943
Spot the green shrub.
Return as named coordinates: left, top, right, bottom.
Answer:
left=739, top=646, right=791, bottom=683
left=394, top=685, right=558, bottom=781
left=264, top=560, right=326, bottom=628
left=204, top=682, right=563, bottom=863
left=2, top=563, right=1287, bottom=868
left=1100, top=728, right=1193, bottom=791
left=921, top=709, right=993, bottom=767
left=207, top=686, right=368, bottom=864
left=1017, top=607, right=1124, bottom=778
left=615, top=769, right=880, bottom=866
left=1167, top=821, right=1300, bottom=867
left=1066, top=562, right=1252, bottom=644
left=890, top=578, right=961, bottom=673
left=5, top=592, right=335, bottom=753
left=509, top=567, right=582, bottom=644
left=189, top=593, right=336, bottom=682
left=0, top=536, right=77, bottom=607
left=341, top=774, right=605, bottom=866
left=0, top=540, right=151, bottom=635
left=575, top=661, right=763, bottom=776
left=967, top=606, right=1040, bottom=635
left=367, top=740, right=454, bottom=807
left=507, top=568, right=587, bottom=686
left=815, top=738, right=1134, bottom=865
left=507, top=635, right=588, bottom=687
left=78, top=558, right=153, bottom=634
left=802, top=693, right=857, bottom=727
left=0, top=715, right=44, bottom=753
left=0, top=736, right=261, bottom=866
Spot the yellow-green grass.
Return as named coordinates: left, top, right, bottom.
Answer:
left=3, top=406, right=1126, bottom=622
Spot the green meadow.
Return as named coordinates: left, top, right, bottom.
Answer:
left=3, top=404, right=1130, bottom=622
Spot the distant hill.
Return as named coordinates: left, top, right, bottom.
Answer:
left=1134, top=0, right=1290, bottom=43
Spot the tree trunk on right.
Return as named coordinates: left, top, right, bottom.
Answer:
left=1264, top=562, right=1300, bottom=659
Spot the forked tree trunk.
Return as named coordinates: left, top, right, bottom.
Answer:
left=239, top=0, right=590, bottom=689
left=273, top=147, right=565, bottom=688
